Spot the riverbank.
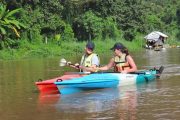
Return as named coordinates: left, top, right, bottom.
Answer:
left=0, top=39, right=144, bottom=60
left=0, top=38, right=179, bottom=60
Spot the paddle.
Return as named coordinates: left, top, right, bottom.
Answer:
left=59, top=58, right=93, bottom=75
left=59, top=58, right=80, bottom=68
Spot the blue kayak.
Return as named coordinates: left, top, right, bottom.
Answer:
left=54, top=66, right=164, bottom=95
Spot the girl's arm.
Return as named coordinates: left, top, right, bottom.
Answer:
left=97, top=58, right=114, bottom=71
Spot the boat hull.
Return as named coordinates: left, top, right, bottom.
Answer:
left=55, top=70, right=157, bottom=95
left=35, top=74, right=85, bottom=94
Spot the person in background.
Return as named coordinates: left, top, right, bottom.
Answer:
left=69, top=41, right=100, bottom=72
left=96, top=42, right=137, bottom=73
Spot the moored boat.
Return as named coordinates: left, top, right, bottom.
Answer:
left=54, top=66, right=164, bottom=95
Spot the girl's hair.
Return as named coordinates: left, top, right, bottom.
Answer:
left=111, top=42, right=129, bottom=55
left=121, top=46, right=129, bottom=55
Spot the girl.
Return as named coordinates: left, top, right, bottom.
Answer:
left=97, top=42, right=137, bottom=73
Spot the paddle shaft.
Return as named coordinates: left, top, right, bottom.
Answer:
left=67, top=63, right=80, bottom=69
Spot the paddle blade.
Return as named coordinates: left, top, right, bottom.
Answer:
left=59, top=58, right=67, bottom=66
left=158, top=66, right=164, bottom=74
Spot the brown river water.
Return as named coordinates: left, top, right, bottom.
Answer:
left=0, top=48, right=180, bottom=120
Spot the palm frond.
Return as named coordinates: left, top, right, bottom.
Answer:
left=5, top=19, right=20, bottom=28
left=4, top=18, right=10, bottom=24
left=0, top=5, right=6, bottom=19
left=5, top=8, right=22, bottom=18
left=0, top=26, right=6, bottom=34
left=18, top=22, right=26, bottom=28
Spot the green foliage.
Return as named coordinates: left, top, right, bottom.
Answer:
left=1, top=0, right=180, bottom=59
left=19, top=2, right=66, bottom=43
left=0, top=40, right=142, bottom=60
left=102, top=17, right=121, bottom=40
left=0, top=4, right=26, bottom=49
left=0, top=5, right=26, bottom=34
left=74, top=11, right=104, bottom=40
left=176, top=32, right=180, bottom=42
left=145, top=14, right=163, bottom=31
left=62, top=24, right=75, bottom=41
left=95, top=0, right=147, bottom=40
left=61, top=0, right=84, bottom=24
left=55, top=34, right=61, bottom=41
left=19, top=7, right=43, bottom=43
left=123, top=30, right=136, bottom=41
left=2, top=0, right=180, bottom=43
left=74, top=11, right=121, bottom=41
left=176, top=8, right=180, bottom=26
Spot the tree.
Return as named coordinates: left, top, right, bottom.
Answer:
left=0, top=4, right=26, bottom=48
left=74, top=11, right=104, bottom=41
left=95, top=0, right=147, bottom=40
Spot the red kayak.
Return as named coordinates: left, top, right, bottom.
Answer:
left=35, top=73, right=86, bottom=94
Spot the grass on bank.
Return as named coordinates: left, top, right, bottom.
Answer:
left=0, top=35, right=179, bottom=60
left=0, top=38, right=144, bottom=60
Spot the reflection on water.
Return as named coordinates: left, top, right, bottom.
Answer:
left=38, top=85, right=139, bottom=119
left=38, top=94, right=60, bottom=108
left=55, top=87, right=137, bottom=113
left=38, top=81, right=160, bottom=120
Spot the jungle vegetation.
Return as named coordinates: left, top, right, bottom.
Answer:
left=0, top=0, right=180, bottom=59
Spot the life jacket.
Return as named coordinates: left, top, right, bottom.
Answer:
left=113, top=53, right=131, bottom=72
left=80, top=53, right=100, bottom=69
